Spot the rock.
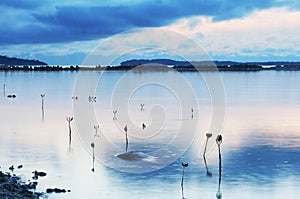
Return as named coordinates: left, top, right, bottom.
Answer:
left=0, top=167, right=70, bottom=198
left=0, top=170, right=42, bottom=199
left=25, top=181, right=38, bottom=190
left=9, top=165, right=14, bottom=172
left=0, top=172, right=9, bottom=183
left=32, top=170, right=47, bottom=180
left=7, top=94, right=16, bottom=98
left=117, top=151, right=145, bottom=161
left=46, top=188, right=70, bottom=193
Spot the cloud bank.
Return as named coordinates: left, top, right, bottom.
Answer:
left=1, top=0, right=300, bottom=64
left=1, top=0, right=298, bottom=45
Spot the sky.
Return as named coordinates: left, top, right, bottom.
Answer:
left=0, top=0, right=300, bottom=65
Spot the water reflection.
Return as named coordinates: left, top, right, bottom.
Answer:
left=140, top=103, right=145, bottom=111
left=3, top=83, right=6, bottom=96
left=41, top=94, right=45, bottom=121
left=91, top=142, right=95, bottom=172
left=225, top=144, right=300, bottom=182
left=1, top=71, right=300, bottom=199
left=203, top=133, right=213, bottom=177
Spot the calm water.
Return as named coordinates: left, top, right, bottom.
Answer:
left=1, top=70, right=300, bottom=198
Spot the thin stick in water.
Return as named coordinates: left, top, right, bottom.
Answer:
left=140, top=104, right=145, bottom=111
left=216, top=134, right=223, bottom=199
left=124, top=125, right=128, bottom=152
left=91, top=142, right=95, bottom=172
left=66, top=116, right=73, bottom=148
left=113, top=110, right=117, bottom=120
left=181, top=162, right=188, bottom=199
left=94, top=125, right=100, bottom=138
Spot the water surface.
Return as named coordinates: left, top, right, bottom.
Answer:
left=1, top=70, right=300, bottom=198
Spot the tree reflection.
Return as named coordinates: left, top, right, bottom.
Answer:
left=203, top=133, right=212, bottom=176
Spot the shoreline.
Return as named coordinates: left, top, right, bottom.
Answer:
left=0, top=64, right=300, bottom=72
left=0, top=170, right=42, bottom=199
left=0, top=166, right=71, bottom=199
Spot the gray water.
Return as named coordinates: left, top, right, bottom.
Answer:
left=1, top=70, right=300, bottom=198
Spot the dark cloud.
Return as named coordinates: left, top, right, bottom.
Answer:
left=0, top=0, right=297, bottom=44
left=0, top=0, right=44, bottom=9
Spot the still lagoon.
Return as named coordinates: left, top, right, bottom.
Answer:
left=1, top=70, right=300, bottom=198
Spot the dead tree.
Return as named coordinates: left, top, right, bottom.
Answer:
left=140, top=104, right=145, bottom=111
left=181, top=162, right=188, bottom=199
left=124, top=125, right=128, bottom=152
left=216, top=134, right=223, bottom=199
left=66, top=116, right=73, bottom=147
left=94, top=125, right=100, bottom=138
left=91, top=142, right=95, bottom=172
left=113, top=110, right=117, bottom=120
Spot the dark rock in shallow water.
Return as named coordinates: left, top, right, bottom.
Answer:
left=32, top=170, right=47, bottom=180
left=116, top=151, right=157, bottom=163
left=1, top=167, right=70, bottom=198
left=32, top=170, right=47, bottom=177
left=25, top=181, right=38, bottom=190
left=46, top=188, right=71, bottom=193
left=0, top=171, right=9, bottom=182
left=7, top=94, right=16, bottom=98
left=8, top=165, right=14, bottom=172
left=117, top=151, right=146, bottom=161
left=0, top=171, right=42, bottom=199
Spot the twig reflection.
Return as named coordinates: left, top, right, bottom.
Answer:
left=203, top=133, right=212, bottom=176
left=41, top=94, right=45, bottom=121
left=91, top=142, right=95, bottom=172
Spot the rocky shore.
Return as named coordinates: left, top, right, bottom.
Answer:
left=0, top=170, right=42, bottom=199
left=0, top=166, right=71, bottom=199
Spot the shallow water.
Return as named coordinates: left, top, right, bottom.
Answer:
left=1, top=70, right=300, bottom=198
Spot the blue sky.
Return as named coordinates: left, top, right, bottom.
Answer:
left=0, top=0, right=300, bottom=65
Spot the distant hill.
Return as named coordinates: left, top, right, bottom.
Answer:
left=121, top=59, right=239, bottom=66
left=1, top=57, right=300, bottom=71
left=0, top=55, right=47, bottom=66
left=120, top=59, right=300, bottom=66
